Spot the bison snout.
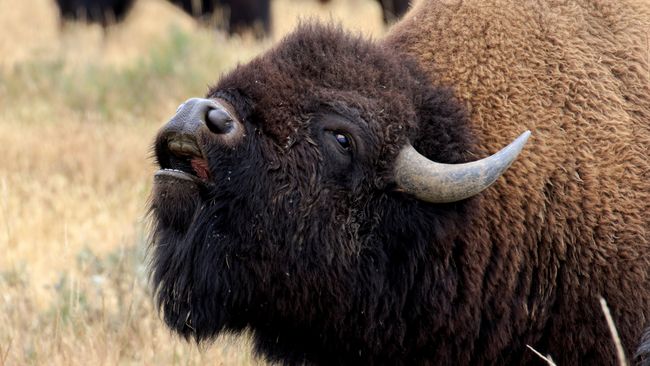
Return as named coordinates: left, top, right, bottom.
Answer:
left=167, top=98, right=243, bottom=144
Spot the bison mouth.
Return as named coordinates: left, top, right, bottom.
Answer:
left=155, top=132, right=211, bottom=184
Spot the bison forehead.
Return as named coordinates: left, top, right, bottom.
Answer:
left=211, top=24, right=421, bottom=147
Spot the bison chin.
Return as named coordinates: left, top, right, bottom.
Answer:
left=150, top=171, right=204, bottom=231
left=148, top=179, right=253, bottom=341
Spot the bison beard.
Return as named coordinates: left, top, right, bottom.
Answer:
left=149, top=2, right=650, bottom=365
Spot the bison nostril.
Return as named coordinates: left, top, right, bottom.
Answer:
left=206, top=108, right=234, bottom=134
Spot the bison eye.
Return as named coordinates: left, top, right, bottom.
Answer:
left=333, top=132, right=352, bottom=151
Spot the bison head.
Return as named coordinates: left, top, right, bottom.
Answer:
left=149, top=24, right=528, bottom=363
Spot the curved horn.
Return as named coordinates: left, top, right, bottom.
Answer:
left=394, top=131, right=531, bottom=203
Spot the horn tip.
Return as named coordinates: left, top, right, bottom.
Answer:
left=510, top=130, right=532, bottom=153
left=519, top=130, right=532, bottom=142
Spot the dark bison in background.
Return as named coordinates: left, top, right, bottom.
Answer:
left=54, top=0, right=135, bottom=27
left=166, top=0, right=271, bottom=37
left=52, top=0, right=270, bottom=35
left=319, top=0, right=410, bottom=24
left=376, top=0, right=410, bottom=23
left=148, top=0, right=650, bottom=364
left=53, top=0, right=407, bottom=35
left=168, top=0, right=408, bottom=37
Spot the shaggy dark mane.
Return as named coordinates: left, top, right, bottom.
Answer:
left=150, top=23, right=480, bottom=365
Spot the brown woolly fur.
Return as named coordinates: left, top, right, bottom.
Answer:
left=149, top=1, right=650, bottom=365
left=387, top=0, right=650, bottom=364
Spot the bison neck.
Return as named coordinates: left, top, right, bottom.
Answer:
left=381, top=0, right=650, bottom=364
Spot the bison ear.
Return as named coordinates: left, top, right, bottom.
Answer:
left=410, top=85, right=478, bottom=164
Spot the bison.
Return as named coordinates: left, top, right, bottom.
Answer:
left=148, top=0, right=650, bottom=364
left=319, top=0, right=411, bottom=24
left=377, top=0, right=410, bottom=23
left=53, top=0, right=135, bottom=27
left=170, top=0, right=408, bottom=38
left=166, top=0, right=270, bottom=37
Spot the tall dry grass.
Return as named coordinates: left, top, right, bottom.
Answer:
left=0, top=0, right=383, bottom=364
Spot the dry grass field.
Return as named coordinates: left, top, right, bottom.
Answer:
left=0, top=0, right=384, bottom=364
